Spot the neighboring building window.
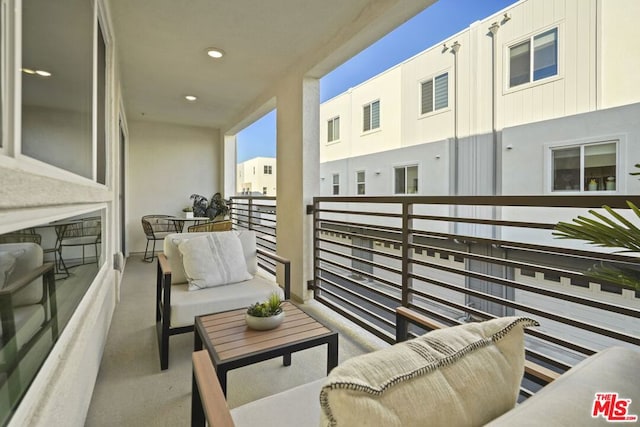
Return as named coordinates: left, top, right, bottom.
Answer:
left=328, top=117, right=340, bottom=142
left=253, top=166, right=255, bottom=175
left=394, top=165, right=419, bottom=194
left=263, top=187, right=268, bottom=195
left=509, top=28, right=558, bottom=88
left=332, top=174, right=340, bottom=195
left=363, top=100, right=380, bottom=132
left=356, top=171, right=366, bottom=195
left=421, top=73, right=448, bottom=114
left=264, top=165, right=272, bottom=174
left=551, top=141, right=617, bottom=192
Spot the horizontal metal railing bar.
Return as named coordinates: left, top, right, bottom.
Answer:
left=314, top=295, right=395, bottom=344
left=409, top=213, right=555, bottom=230
left=411, top=229, right=640, bottom=265
left=409, top=270, right=639, bottom=346
left=524, top=348, right=574, bottom=372
left=317, top=208, right=403, bottom=220
left=316, top=257, right=402, bottom=290
left=316, top=238, right=404, bottom=266
left=409, top=256, right=640, bottom=318
left=316, top=249, right=401, bottom=277
left=314, top=282, right=396, bottom=330
left=408, top=241, right=618, bottom=283
left=315, top=195, right=634, bottom=208
left=317, top=228, right=402, bottom=248
left=317, top=218, right=402, bottom=235
left=316, top=265, right=401, bottom=300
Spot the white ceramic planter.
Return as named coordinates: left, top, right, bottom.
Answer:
left=245, top=311, right=285, bottom=330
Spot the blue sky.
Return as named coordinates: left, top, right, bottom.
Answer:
left=236, top=0, right=518, bottom=163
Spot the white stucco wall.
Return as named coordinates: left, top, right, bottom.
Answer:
left=127, top=120, right=221, bottom=254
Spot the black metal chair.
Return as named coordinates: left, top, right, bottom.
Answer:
left=141, top=215, right=175, bottom=262
left=55, top=217, right=101, bottom=273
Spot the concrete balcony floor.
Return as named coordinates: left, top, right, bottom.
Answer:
left=85, top=255, right=387, bottom=426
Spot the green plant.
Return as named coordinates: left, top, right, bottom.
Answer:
left=246, top=293, right=283, bottom=317
left=553, top=165, right=640, bottom=291
left=182, top=206, right=193, bottom=212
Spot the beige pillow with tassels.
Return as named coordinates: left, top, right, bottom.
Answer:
left=319, top=316, right=538, bottom=427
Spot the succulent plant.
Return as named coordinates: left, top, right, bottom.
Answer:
left=246, top=293, right=283, bottom=317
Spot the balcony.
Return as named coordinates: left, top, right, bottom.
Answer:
left=83, top=194, right=639, bottom=424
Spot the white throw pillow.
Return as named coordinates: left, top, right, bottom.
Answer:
left=319, top=316, right=539, bottom=427
left=178, top=232, right=252, bottom=290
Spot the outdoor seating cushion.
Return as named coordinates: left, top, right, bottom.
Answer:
left=170, top=274, right=284, bottom=327
left=230, top=378, right=325, bottom=427
left=487, top=346, right=640, bottom=427
left=0, top=243, right=43, bottom=306
left=319, top=316, right=538, bottom=427
left=0, top=304, right=45, bottom=357
left=178, top=232, right=252, bottom=290
left=164, top=231, right=258, bottom=285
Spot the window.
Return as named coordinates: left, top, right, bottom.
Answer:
left=328, top=117, right=340, bottom=142
left=363, top=101, right=380, bottom=132
left=264, top=165, right=272, bottom=174
left=551, top=141, right=617, bottom=192
left=263, top=187, right=267, bottom=195
left=509, top=28, right=558, bottom=88
left=332, top=173, right=340, bottom=195
left=394, top=165, right=419, bottom=194
left=356, top=171, right=365, bottom=195
left=421, top=73, right=448, bottom=114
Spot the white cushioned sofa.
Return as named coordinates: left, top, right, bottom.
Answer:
left=156, top=231, right=290, bottom=370
left=192, top=307, right=640, bottom=427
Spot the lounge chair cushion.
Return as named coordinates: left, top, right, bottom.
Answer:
left=170, top=273, right=284, bottom=328
left=319, top=316, right=538, bottom=427
left=178, top=232, right=252, bottom=290
left=0, top=243, right=43, bottom=306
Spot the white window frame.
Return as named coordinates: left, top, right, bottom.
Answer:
left=356, top=170, right=366, bottom=195
left=362, top=100, right=380, bottom=133
left=327, top=116, right=340, bottom=143
left=393, top=164, right=419, bottom=194
left=332, top=173, right=340, bottom=195
left=420, top=72, right=449, bottom=116
left=507, top=26, right=560, bottom=91
left=544, top=137, right=623, bottom=194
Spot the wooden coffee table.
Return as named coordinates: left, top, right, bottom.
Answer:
left=193, top=301, right=338, bottom=397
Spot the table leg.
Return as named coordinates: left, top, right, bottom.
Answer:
left=327, top=334, right=339, bottom=374
left=194, top=328, right=203, bottom=351
left=283, top=352, right=291, bottom=366
left=217, top=366, right=228, bottom=398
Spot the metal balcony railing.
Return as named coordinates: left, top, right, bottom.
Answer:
left=229, top=196, right=277, bottom=275
left=230, top=194, right=640, bottom=395
left=312, top=195, right=640, bottom=394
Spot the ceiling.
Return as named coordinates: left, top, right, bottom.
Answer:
left=109, top=0, right=437, bottom=132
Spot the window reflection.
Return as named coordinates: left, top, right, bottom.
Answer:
left=0, top=210, right=103, bottom=424
left=21, top=0, right=94, bottom=178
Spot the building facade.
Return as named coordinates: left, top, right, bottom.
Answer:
left=236, top=157, right=277, bottom=195
left=320, top=0, right=640, bottom=197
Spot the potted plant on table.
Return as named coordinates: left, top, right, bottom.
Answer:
left=182, top=206, right=194, bottom=219
left=245, top=293, right=285, bottom=330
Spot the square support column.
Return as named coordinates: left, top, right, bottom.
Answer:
left=276, top=77, right=319, bottom=301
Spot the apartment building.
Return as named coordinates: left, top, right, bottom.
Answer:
left=320, top=0, right=640, bottom=198
left=236, top=157, right=277, bottom=196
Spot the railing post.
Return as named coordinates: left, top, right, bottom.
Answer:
left=401, top=200, right=411, bottom=308
left=248, top=197, right=253, bottom=231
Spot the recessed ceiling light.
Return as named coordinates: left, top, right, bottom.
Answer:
left=206, top=48, right=225, bottom=59
left=185, top=95, right=197, bottom=102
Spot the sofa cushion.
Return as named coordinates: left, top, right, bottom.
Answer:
left=319, top=316, right=538, bottom=427
left=0, top=243, right=43, bottom=306
left=178, top=232, right=252, bottom=290
left=231, top=378, right=325, bottom=427
left=164, top=231, right=258, bottom=285
left=0, top=304, right=46, bottom=356
left=170, top=273, right=284, bottom=327
left=487, top=346, right=640, bottom=427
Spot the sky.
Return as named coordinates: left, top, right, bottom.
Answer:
left=236, top=0, right=518, bottom=163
